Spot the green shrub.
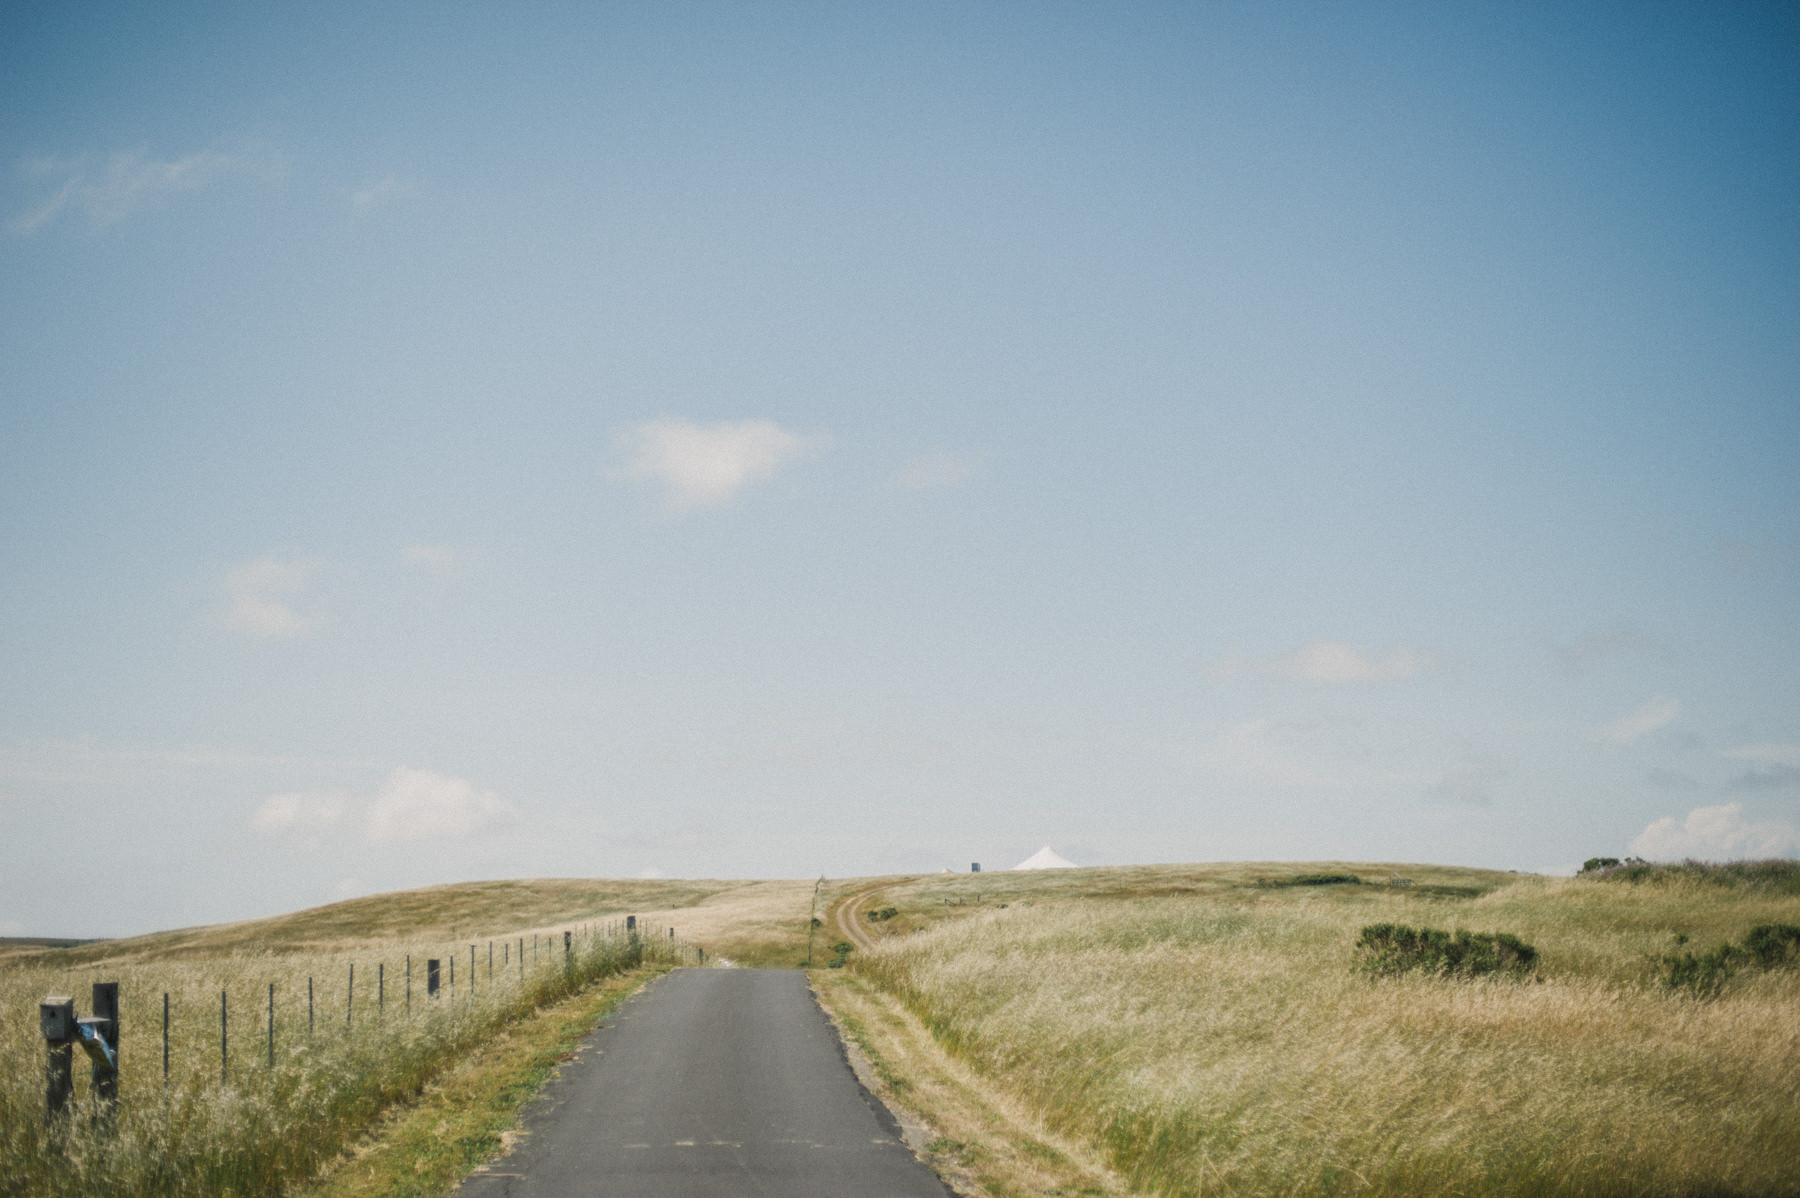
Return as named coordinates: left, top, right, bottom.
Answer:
left=1586, top=858, right=1800, bottom=894
left=1355, top=923, right=1538, bottom=978
left=864, top=906, right=899, bottom=922
left=828, top=941, right=855, bottom=969
left=1260, top=873, right=1362, bottom=888
left=1654, top=923, right=1800, bottom=995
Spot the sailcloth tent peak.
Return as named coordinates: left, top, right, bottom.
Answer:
left=1014, top=845, right=1077, bottom=870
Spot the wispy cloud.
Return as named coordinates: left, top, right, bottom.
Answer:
left=1628, top=802, right=1800, bottom=861
left=1722, top=743, right=1800, bottom=767
left=1597, top=694, right=1680, bottom=745
left=251, top=767, right=518, bottom=845
left=365, top=767, right=517, bottom=842
left=892, top=448, right=979, bottom=491
left=9, top=146, right=274, bottom=234
left=1212, top=640, right=1432, bottom=685
left=610, top=418, right=826, bottom=510
left=250, top=789, right=350, bottom=848
left=218, top=555, right=322, bottom=639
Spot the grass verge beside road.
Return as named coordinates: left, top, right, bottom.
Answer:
left=812, top=969, right=1138, bottom=1198
left=833, top=862, right=1800, bottom=1197
left=296, top=966, right=666, bottom=1198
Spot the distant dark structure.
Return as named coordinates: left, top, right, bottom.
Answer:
left=971, top=863, right=981, bottom=872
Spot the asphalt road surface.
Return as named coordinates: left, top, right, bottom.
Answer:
left=459, top=968, right=951, bottom=1198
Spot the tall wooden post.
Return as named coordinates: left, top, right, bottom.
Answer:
left=91, top=981, right=120, bottom=1109
left=40, top=997, right=75, bottom=1124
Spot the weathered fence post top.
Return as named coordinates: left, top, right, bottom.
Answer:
left=41, top=986, right=119, bottom=1124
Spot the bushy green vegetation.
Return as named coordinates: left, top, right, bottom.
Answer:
left=1355, top=922, right=1538, bottom=977
left=1580, top=857, right=1800, bottom=894
left=846, top=861, right=1800, bottom=1197
left=1653, top=922, right=1800, bottom=995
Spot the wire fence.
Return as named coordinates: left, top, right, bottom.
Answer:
left=1, top=920, right=700, bottom=1198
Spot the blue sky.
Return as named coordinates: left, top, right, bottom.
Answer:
left=3, top=2, right=1796, bottom=936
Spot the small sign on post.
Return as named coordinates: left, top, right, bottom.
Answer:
left=427, top=959, right=441, bottom=998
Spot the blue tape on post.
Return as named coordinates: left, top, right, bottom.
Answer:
left=75, top=1019, right=116, bottom=1069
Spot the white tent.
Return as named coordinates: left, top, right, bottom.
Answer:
left=1013, top=845, right=1077, bottom=870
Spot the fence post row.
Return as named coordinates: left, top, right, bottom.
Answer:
left=27, top=920, right=703, bottom=1123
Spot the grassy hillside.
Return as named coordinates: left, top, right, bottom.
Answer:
left=0, top=879, right=743, bottom=1198
left=837, top=861, right=1800, bottom=1197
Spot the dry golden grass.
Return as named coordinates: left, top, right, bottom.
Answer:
left=0, top=880, right=710, bottom=1198
left=840, top=863, right=1800, bottom=1197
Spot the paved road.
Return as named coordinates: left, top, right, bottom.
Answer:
left=460, top=969, right=950, bottom=1198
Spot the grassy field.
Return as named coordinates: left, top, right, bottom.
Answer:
left=0, top=878, right=751, bottom=1198
left=836, top=861, right=1800, bottom=1198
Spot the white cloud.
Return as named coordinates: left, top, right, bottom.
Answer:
left=0, top=919, right=24, bottom=936
left=636, top=867, right=666, bottom=879
left=331, top=877, right=365, bottom=900
left=252, top=767, right=516, bottom=846
left=610, top=418, right=825, bottom=510
left=219, top=555, right=321, bottom=639
left=892, top=449, right=979, bottom=491
left=1628, top=802, right=1800, bottom=861
left=1597, top=694, right=1681, bottom=745
left=250, top=789, right=348, bottom=843
left=1214, top=640, right=1431, bottom=685
left=1722, top=743, right=1800, bottom=767
left=365, top=766, right=517, bottom=842
left=9, top=147, right=270, bottom=234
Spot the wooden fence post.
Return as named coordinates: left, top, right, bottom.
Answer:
left=40, top=997, right=74, bottom=1124
left=162, top=992, right=169, bottom=1085
left=267, top=983, right=275, bottom=1069
left=220, top=990, right=228, bottom=1084
left=91, top=981, right=120, bottom=1111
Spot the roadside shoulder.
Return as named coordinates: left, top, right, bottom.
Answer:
left=810, top=968, right=1141, bottom=1198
